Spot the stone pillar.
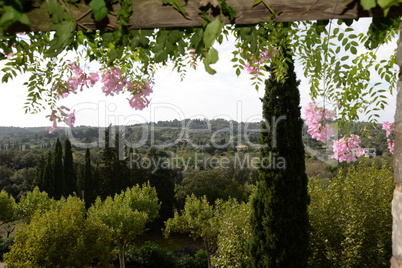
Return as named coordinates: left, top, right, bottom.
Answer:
left=391, top=20, right=402, bottom=268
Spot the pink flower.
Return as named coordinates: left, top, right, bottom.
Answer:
left=88, top=72, right=99, bottom=87
left=332, top=134, right=365, bottom=163
left=382, top=121, right=394, bottom=138
left=59, top=92, right=69, bottom=98
left=6, top=53, right=14, bottom=59
left=304, top=102, right=336, bottom=143
left=382, top=121, right=395, bottom=154
left=101, top=68, right=126, bottom=96
left=387, top=139, right=394, bottom=154
left=244, top=48, right=274, bottom=77
left=46, top=111, right=62, bottom=133
left=64, top=110, right=76, bottom=128
left=127, top=80, right=153, bottom=111
left=63, top=62, right=99, bottom=94
left=188, top=49, right=199, bottom=69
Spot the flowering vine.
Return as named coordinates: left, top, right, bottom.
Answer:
left=332, top=134, right=366, bottom=163
left=244, top=48, right=273, bottom=77
left=46, top=62, right=153, bottom=133
left=304, top=102, right=366, bottom=163
left=304, top=102, right=336, bottom=143
left=382, top=121, right=394, bottom=154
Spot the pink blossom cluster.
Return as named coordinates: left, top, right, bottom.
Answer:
left=332, top=134, right=366, bottom=163
left=127, top=79, right=153, bottom=110
left=47, top=66, right=153, bottom=133
left=101, top=68, right=153, bottom=110
left=188, top=49, right=198, bottom=69
left=46, top=108, right=76, bottom=134
left=304, top=102, right=336, bottom=143
left=1, top=52, right=14, bottom=59
left=58, top=62, right=99, bottom=98
left=244, top=48, right=273, bottom=77
left=382, top=121, right=394, bottom=154
left=101, top=68, right=127, bottom=96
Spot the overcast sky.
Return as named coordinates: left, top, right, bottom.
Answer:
left=0, top=18, right=397, bottom=128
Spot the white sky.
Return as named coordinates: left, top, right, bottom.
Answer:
left=0, top=18, right=397, bottom=128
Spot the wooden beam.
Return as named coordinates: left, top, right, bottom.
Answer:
left=8, top=0, right=402, bottom=33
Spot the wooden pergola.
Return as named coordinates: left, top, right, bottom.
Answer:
left=10, top=0, right=402, bottom=32
left=7, top=0, right=402, bottom=267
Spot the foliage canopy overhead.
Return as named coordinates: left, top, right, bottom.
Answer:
left=0, top=0, right=400, bottom=126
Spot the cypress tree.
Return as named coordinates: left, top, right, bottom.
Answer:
left=64, top=138, right=77, bottom=195
left=112, top=128, right=130, bottom=193
left=34, top=154, right=46, bottom=189
left=99, top=125, right=116, bottom=198
left=42, top=150, right=55, bottom=198
left=53, top=138, right=66, bottom=199
left=82, top=148, right=96, bottom=207
left=249, top=52, right=309, bottom=267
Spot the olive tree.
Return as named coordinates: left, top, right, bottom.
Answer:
left=4, top=196, right=112, bottom=267
left=88, top=183, right=160, bottom=268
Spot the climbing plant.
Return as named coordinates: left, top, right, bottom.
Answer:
left=0, top=0, right=399, bottom=128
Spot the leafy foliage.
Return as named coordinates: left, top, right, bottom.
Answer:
left=308, top=160, right=393, bottom=267
left=292, top=19, right=398, bottom=123
left=4, top=196, right=112, bottom=267
left=125, top=241, right=178, bottom=268
left=88, top=183, right=160, bottom=268
left=90, top=0, right=109, bottom=21
left=164, top=194, right=249, bottom=268
left=17, top=186, right=55, bottom=222
left=361, top=0, right=402, bottom=15
left=0, top=190, right=17, bottom=227
left=0, top=1, right=399, bottom=125
left=164, top=194, right=221, bottom=268
left=212, top=199, right=251, bottom=268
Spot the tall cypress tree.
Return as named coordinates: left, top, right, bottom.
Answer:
left=34, top=154, right=46, bottom=189
left=53, top=138, right=66, bottom=199
left=112, top=128, right=130, bottom=193
left=249, top=52, right=309, bottom=267
left=99, top=125, right=115, bottom=198
left=82, top=148, right=96, bottom=207
left=42, top=150, right=55, bottom=198
left=64, top=138, right=77, bottom=195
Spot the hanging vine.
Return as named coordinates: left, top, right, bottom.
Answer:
left=0, top=0, right=400, bottom=128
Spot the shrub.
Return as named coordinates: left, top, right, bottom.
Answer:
left=308, top=160, right=394, bottom=267
left=0, top=237, right=13, bottom=261
left=193, top=249, right=208, bottom=268
left=176, top=254, right=196, bottom=268
left=125, top=241, right=177, bottom=268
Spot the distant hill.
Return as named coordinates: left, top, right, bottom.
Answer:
left=0, top=120, right=390, bottom=155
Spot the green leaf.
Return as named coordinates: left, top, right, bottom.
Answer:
left=206, top=47, right=219, bottom=64
left=47, top=20, right=77, bottom=57
left=203, top=19, right=224, bottom=49
left=162, top=0, right=188, bottom=18
left=377, top=0, right=401, bottom=15
left=361, top=0, right=377, bottom=10
left=202, top=47, right=219, bottom=75
left=333, top=27, right=340, bottom=35
left=90, top=0, right=109, bottom=21
left=203, top=60, right=217, bottom=75
left=0, top=5, right=23, bottom=28
left=253, top=0, right=263, bottom=6
left=350, top=46, right=357, bottom=54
